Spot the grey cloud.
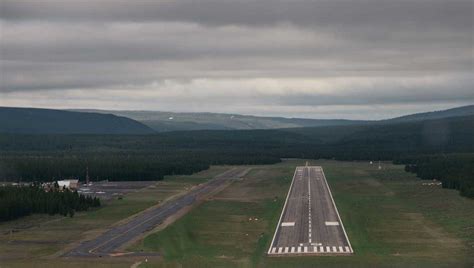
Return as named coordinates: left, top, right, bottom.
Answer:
left=1, top=0, right=471, bottom=30
left=0, top=0, right=472, bottom=118
left=277, top=75, right=474, bottom=106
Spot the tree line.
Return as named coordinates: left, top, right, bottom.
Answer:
left=0, top=151, right=280, bottom=182
left=0, top=184, right=101, bottom=222
left=0, top=115, right=472, bottom=195
left=394, top=153, right=474, bottom=198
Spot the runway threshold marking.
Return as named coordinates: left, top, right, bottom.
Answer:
left=267, top=166, right=354, bottom=256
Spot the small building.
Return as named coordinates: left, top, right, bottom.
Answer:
left=57, top=179, right=79, bottom=190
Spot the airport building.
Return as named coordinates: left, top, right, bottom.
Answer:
left=57, top=179, right=79, bottom=190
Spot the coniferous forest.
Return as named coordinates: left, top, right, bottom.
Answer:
left=395, top=154, right=474, bottom=198
left=0, top=184, right=101, bottom=222
left=0, top=114, right=473, bottom=214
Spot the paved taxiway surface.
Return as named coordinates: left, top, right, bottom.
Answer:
left=268, top=166, right=353, bottom=256
left=64, top=167, right=249, bottom=257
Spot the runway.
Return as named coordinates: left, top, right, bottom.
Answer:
left=63, top=167, right=249, bottom=257
left=268, top=166, right=353, bottom=256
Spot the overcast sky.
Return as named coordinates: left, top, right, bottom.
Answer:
left=0, top=0, right=473, bottom=119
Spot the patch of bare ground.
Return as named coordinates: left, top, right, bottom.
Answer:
left=404, top=213, right=464, bottom=247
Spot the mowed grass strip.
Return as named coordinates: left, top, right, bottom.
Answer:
left=137, top=160, right=474, bottom=268
left=0, top=166, right=232, bottom=267
left=264, top=160, right=474, bottom=268
left=133, top=163, right=295, bottom=267
left=138, top=200, right=276, bottom=259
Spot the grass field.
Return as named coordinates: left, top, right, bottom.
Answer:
left=132, top=160, right=474, bottom=268
left=0, top=166, right=232, bottom=267
left=1, top=161, right=473, bottom=267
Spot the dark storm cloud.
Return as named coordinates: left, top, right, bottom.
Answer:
left=0, top=0, right=472, bottom=118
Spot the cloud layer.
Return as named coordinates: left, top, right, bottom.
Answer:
left=1, top=0, right=473, bottom=119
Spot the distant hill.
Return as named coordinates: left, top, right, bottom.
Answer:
left=384, top=105, right=474, bottom=123
left=2, top=112, right=472, bottom=197
left=0, top=107, right=155, bottom=134
left=4, top=105, right=471, bottom=134
left=75, top=105, right=474, bottom=132
left=2, top=114, right=473, bottom=157
left=74, top=110, right=369, bottom=132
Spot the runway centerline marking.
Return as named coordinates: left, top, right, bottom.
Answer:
left=308, top=169, right=313, bottom=244
left=267, top=165, right=354, bottom=256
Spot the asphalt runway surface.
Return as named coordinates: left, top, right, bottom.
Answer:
left=268, top=166, right=353, bottom=256
left=63, top=167, right=249, bottom=257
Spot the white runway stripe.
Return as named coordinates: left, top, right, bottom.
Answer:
left=265, top=244, right=359, bottom=254
left=307, top=172, right=312, bottom=245
left=267, top=166, right=354, bottom=256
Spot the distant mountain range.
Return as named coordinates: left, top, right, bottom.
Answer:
left=0, top=105, right=472, bottom=134
left=76, top=105, right=474, bottom=132
left=0, top=107, right=155, bottom=134
left=73, top=109, right=369, bottom=132
left=382, top=105, right=474, bottom=123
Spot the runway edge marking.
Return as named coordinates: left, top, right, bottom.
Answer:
left=320, top=167, right=354, bottom=254
left=267, top=167, right=299, bottom=255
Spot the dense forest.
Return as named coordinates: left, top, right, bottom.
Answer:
left=0, top=184, right=101, bottom=222
left=395, top=154, right=474, bottom=198
left=0, top=152, right=279, bottom=182
left=0, top=115, right=473, bottom=197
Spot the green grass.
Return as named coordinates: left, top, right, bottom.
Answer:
left=263, top=160, right=474, bottom=268
left=0, top=166, right=233, bottom=267
left=138, top=200, right=273, bottom=259
left=131, top=163, right=294, bottom=267
left=136, top=160, right=474, bottom=268
left=2, top=161, right=473, bottom=268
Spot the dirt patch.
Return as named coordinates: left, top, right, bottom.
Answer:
left=7, top=240, right=59, bottom=245
left=130, top=260, right=142, bottom=268
left=364, top=178, right=383, bottom=187
left=363, top=178, right=395, bottom=196
left=404, top=212, right=464, bottom=248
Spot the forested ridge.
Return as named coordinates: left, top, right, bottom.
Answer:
left=78, top=104, right=474, bottom=132
left=0, top=115, right=473, bottom=197
left=0, top=107, right=155, bottom=135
